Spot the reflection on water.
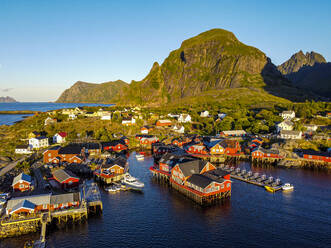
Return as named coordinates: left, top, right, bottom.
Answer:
left=1, top=154, right=330, bottom=248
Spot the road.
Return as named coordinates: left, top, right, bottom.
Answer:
left=33, top=166, right=47, bottom=192
left=0, top=157, right=26, bottom=177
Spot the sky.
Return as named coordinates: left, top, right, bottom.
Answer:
left=0, top=0, right=330, bottom=102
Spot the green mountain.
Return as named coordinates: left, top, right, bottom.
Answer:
left=117, top=29, right=316, bottom=106
left=56, top=80, right=128, bottom=103
left=278, top=51, right=326, bottom=75
left=57, top=29, right=324, bottom=106
left=278, top=51, right=330, bottom=98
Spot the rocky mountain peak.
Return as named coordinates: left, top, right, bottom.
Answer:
left=278, top=50, right=326, bottom=75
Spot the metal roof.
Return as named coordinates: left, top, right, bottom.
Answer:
left=12, top=173, right=32, bottom=186
left=7, top=194, right=51, bottom=210
left=50, top=192, right=80, bottom=205
left=178, top=160, right=208, bottom=178
left=58, top=144, right=82, bottom=155
left=10, top=200, right=36, bottom=214
left=53, top=169, right=79, bottom=183
left=186, top=174, right=214, bottom=188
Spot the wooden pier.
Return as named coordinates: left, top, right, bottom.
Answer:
left=219, top=165, right=285, bottom=192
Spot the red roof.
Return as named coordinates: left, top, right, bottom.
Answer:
left=58, top=132, right=67, bottom=138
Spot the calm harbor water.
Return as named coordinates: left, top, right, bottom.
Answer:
left=1, top=154, right=330, bottom=248
left=0, top=102, right=113, bottom=125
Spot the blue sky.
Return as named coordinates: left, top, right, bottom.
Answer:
left=0, top=0, right=330, bottom=101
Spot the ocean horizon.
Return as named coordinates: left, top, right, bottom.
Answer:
left=0, top=102, right=113, bottom=125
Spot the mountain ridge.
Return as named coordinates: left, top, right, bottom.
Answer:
left=56, top=80, right=128, bottom=103
left=56, top=29, right=327, bottom=106
left=277, top=51, right=330, bottom=98
left=278, top=50, right=326, bottom=75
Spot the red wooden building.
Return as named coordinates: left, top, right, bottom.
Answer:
left=12, top=173, right=32, bottom=192
left=101, top=140, right=128, bottom=152
left=185, top=143, right=208, bottom=155
left=52, top=169, right=80, bottom=189
left=156, top=120, right=172, bottom=127
left=220, top=140, right=241, bottom=155
left=43, top=145, right=84, bottom=164
left=302, top=150, right=331, bottom=163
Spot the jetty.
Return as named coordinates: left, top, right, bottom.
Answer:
left=219, top=164, right=285, bottom=192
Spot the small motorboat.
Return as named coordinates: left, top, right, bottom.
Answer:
left=135, top=154, right=144, bottom=161
left=282, top=183, right=294, bottom=191
left=105, top=185, right=118, bottom=193
left=122, top=173, right=144, bottom=189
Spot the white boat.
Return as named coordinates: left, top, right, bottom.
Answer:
left=105, top=185, right=118, bottom=193
left=135, top=154, right=144, bottom=160
left=113, top=184, right=122, bottom=191
left=122, top=173, right=144, bottom=189
left=282, top=183, right=294, bottom=191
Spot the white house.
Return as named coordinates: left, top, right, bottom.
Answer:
left=29, top=137, right=49, bottom=149
left=172, top=125, right=185, bottom=134
left=178, top=114, right=192, bottom=123
left=280, top=130, right=302, bottom=139
left=68, top=114, right=77, bottom=120
left=122, top=117, right=136, bottom=126
left=303, top=124, right=318, bottom=132
left=276, top=120, right=294, bottom=133
left=279, top=130, right=302, bottom=139
left=200, top=111, right=209, bottom=118
left=280, top=110, right=295, bottom=120
left=53, top=132, right=67, bottom=144
left=15, top=145, right=32, bottom=154
left=101, top=114, right=112, bottom=120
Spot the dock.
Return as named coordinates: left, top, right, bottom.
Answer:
left=219, top=164, right=285, bottom=192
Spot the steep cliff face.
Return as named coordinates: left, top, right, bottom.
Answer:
left=278, top=51, right=326, bottom=75
left=56, top=80, right=128, bottom=103
left=119, top=29, right=288, bottom=105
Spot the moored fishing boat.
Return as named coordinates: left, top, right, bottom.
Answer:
left=282, top=183, right=294, bottom=191
left=135, top=154, right=144, bottom=161
left=105, top=185, right=118, bottom=193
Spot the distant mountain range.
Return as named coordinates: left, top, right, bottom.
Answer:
left=0, top=96, right=17, bottom=103
left=278, top=51, right=331, bottom=98
left=56, top=29, right=329, bottom=106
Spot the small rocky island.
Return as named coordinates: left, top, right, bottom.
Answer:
left=0, top=96, right=17, bottom=103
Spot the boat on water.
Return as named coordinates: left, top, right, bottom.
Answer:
left=135, top=154, right=144, bottom=161
left=122, top=173, right=144, bottom=189
left=282, top=183, right=294, bottom=191
left=105, top=184, right=121, bottom=193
